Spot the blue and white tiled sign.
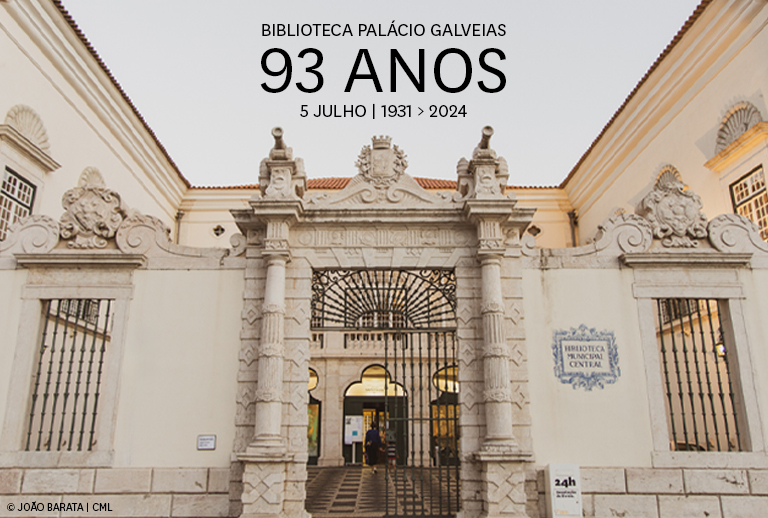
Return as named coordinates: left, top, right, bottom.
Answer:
left=552, top=325, right=620, bottom=391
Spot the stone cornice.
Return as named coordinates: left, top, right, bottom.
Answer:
left=0, top=124, right=60, bottom=172
left=704, top=121, right=768, bottom=174
left=473, top=449, right=534, bottom=463
left=249, top=199, right=304, bottom=221
left=463, top=198, right=519, bottom=223
left=621, top=251, right=753, bottom=268
left=15, top=252, right=146, bottom=268
left=2, top=0, right=189, bottom=211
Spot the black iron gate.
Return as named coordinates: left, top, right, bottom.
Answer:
left=312, top=269, right=461, bottom=517
left=383, top=330, right=460, bottom=518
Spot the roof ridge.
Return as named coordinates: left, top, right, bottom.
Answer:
left=559, top=0, right=713, bottom=189
left=190, top=176, right=558, bottom=190
left=51, top=0, right=191, bottom=188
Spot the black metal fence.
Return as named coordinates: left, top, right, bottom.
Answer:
left=655, top=298, right=742, bottom=452
left=25, top=299, right=114, bottom=452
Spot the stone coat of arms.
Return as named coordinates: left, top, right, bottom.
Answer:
left=59, top=168, right=127, bottom=248
left=638, top=167, right=707, bottom=248
left=355, top=136, right=408, bottom=189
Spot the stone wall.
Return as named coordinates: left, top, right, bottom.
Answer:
left=530, top=466, right=768, bottom=518
left=0, top=467, right=237, bottom=517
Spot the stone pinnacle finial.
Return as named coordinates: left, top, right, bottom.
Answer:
left=479, top=126, right=493, bottom=149
left=269, top=127, right=293, bottom=160
left=473, top=126, right=497, bottom=160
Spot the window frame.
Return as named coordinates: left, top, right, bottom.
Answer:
left=0, top=282, right=133, bottom=468
left=729, top=165, right=768, bottom=241
left=0, top=167, right=37, bottom=241
left=633, top=266, right=766, bottom=468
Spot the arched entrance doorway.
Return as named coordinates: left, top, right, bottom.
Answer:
left=309, top=269, right=460, bottom=517
left=343, top=365, right=407, bottom=465
left=308, top=368, right=321, bottom=465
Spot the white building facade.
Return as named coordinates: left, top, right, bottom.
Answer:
left=2, top=1, right=768, bottom=517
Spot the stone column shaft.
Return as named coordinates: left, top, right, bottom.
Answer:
left=253, top=254, right=287, bottom=446
left=480, top=254, right=517, bottom=450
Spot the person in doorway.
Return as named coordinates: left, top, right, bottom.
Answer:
left=365, top=421, right=382, bottom=473
left=387, top=438, right=397, bottom=471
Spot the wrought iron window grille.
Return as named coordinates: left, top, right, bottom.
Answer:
left=655, top=298, right=742, bottom=452
left=25, top=299, right=114, bottom=452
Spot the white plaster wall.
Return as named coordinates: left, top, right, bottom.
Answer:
left=0, top=9, right=186, bottom=228
left=0, top=269, right=28, bottom=437
left=570, top=15, right=768, bottom=239
left=739, top=268, right=768, bottom=452
left=523, top=268, right=654, bottom=467
left=113, top=269, right=243, bottom=467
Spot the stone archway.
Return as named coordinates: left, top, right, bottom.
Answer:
left=232, top=129, right=535, bottom=518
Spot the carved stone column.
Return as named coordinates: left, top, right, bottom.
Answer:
left=253, top=251, right=288, bottom=449
left=233, top=128, right=308, bottom=518
left=238, top=224, right=293, bottom=518
left=479, top=251, right=517, bottom=450
left=460, top=127, right=534, bottom=518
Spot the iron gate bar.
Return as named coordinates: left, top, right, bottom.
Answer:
left=715, top=301, right=742, bottom=450
left=313, top=268, right=459, bottom=517
left=381, top=330, right=459, bottom=518
left=57, top=299, right=81, bottom=451
left=685, top=300, right=709, bottom=451
left=87, top=299, right=111, bottom=451
left=48, top=298, right=71, bottom=451
left=676, top=300, right=701, bottom=450
left=695, top=302, right=720, bottom=447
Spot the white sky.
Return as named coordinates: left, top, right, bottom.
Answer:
left=61, top=0, right=701, bottom=188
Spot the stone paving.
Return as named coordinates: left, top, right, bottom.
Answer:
left=305, top=465, right=460, bottom=517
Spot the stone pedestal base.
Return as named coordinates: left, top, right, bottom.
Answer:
left=475, top=450, right=532, bottom=518
left=238, top=443, right=310, bottom=518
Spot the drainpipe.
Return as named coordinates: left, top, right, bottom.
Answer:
left=567, top=210, right=579, bottom=247
left=174, top=210, right=185, bottom=244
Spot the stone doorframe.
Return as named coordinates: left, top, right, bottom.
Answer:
left=231, top=128, right=535, bottom=518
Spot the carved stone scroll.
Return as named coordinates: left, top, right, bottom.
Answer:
left=708, top=213, right=768, bottom=254
left=593, top=213, right=653, bottom=254
left=0, top=215, right=59, bottom=255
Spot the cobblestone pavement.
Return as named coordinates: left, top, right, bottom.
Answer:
left=305, top=465, right=459, bottom=517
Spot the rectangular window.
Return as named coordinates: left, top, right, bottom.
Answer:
left=730, top=166, right=768, bottom=241
left=25, top=299, right=114, bottom=452
left=0, top=167, right=36, bottom=241
left=654, top=298, right=742, bottom=452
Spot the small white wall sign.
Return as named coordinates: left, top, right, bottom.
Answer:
left=344, top=416, right=363, bottom=445
left=197, top=435, right=217, bottom=450
left=545, top=464, right=582, bottom=518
